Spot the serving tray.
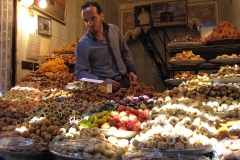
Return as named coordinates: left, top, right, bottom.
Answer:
left=167, top=42, right=204, bottom=48
left=53, top=50, right=75, bottom=54
left=213, top=77, right=240, bottom=83
left=160, top=147, right=213, bottom=155
left=0, top=149, right=52, bottom=160
left=168, top=60, right=206, bottom=66
left=100, top=129, right=139, bottom=139
left=206, top=38, right=240, bottom=45
left=164, top=79, right=187, bottom=85
left=209, top=57, right=240, bottom=64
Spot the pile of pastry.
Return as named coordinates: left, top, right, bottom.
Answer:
left=53, top=43, right=77, bottom=51
left=169, top=51, right=204, bottom=61
left=205, top=21, right=240, bottom=41
left=216, top=54, right=239, bottom=59
left=44, top=54, right=75, bottom=64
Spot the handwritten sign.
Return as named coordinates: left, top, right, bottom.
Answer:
left=26, top=34, right=41, bottom=60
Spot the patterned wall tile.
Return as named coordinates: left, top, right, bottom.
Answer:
left=0, top=0, right=12, bottom=94
left=2, top=32, right=6, bottom=49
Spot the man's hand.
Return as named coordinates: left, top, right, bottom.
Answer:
left=129, top=72, right=137, bottom=83
left=106, top=79, right=121, bottom=92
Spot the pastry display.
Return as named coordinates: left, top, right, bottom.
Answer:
left=216, top=54, right=239, bottom=59
left=169, top=51, right=204, bottom=61
left=44, top=54, right=75, bottom=64
left=53, top=43, right=77, bottom=51
left=215, top=138, right=240, bottom=160
left=205, top=21, right=240, bottom=41
left=210, top=64, right=240, bottom=79
left=2, top=42, right=240, bottom=160
left=170, top=35, right=201, bottom=43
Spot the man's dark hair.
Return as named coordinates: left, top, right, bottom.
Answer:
left=81, top=1, right=102, bottom=15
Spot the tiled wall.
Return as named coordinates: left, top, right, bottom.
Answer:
left=0, top=0, right=13, bottom=95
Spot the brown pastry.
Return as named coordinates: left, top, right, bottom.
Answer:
left=224, top=150, right=236, bottom=160
left=228, top=125, right=240, bottom=139
left=235, top=150, right=240, bottom=160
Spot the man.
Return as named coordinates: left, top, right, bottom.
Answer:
left=75, top=1, right=137, bottom=92
left=138, top=7, right=150, bottom=25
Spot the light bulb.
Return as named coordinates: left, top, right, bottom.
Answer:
left=39, top=0, right=47, bottom=9
left=21, top=0, right=34, bottom=8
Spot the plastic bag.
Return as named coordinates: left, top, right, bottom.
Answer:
left=122, top=148, right=163, bottom=160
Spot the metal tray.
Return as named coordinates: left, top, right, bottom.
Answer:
left=167, top=42, right=204, bottom=48
left=168, top=60, right=206, bottom=66
left=53, top=50, right=75, bottom=54
left=213, top=77, right=240, bottom=83
left=160, top=147, right=213, bottom=155
left=206, top=38, right=240, bottom=45
left=0, top=149, right=53, bottom=160
left=164, top=79, right=187, bottom=85
left=50, top=150, right=122, bottom=160
left=50, top=150, right=84, bottom=160
left=209, top=57, right=240, bottom=64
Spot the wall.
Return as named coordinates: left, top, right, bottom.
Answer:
left=16, top=0, right=120, bottom=84
left=16, top=0, right=82, bottom=83
left=0, top=0, right=13, bottom=95
left=220, top=0, right=240, bottom=31
left=119, top=0, right=219, bottom=92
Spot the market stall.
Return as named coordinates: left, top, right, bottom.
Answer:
left=1, top=21, right=240, bottom=160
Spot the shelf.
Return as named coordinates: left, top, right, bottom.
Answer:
left=169, top=64, right=222, bottom=71
left=168, top=44, right=240, bottom=54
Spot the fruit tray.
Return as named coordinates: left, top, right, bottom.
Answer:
left=100, top=129, right=139, bottom=139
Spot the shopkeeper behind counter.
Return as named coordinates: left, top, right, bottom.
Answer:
left=74, top=1, right=137, bottom=92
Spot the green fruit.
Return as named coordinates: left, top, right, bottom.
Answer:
left=97, top=112, right=104, bottom=119
left=86, top=122, right=92, bottom=128
left=93, top=116, right=99, bottom=124
left=102, top=110, right=110, bottom=116
left=91, top=124, right=99, bottom=128
left=88, top=115, right=95, bottom=123
left=78, top=120, right=87, bottom=127
left=103, top=115, right=111, bottom=121
left=140, top=103, right=147, bottom=109
left=97, top=118, right=107, bottom=125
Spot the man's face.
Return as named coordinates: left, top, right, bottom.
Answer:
left=81, top=5, right=104, bottom=35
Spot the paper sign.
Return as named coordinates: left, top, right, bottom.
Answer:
left=79, top=78, right=104, bottom=84
left=26, top=34, right=41, bottom=60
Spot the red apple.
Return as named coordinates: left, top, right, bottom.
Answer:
left=125, top=106, right=133, bottom=112
left=101, top=123, right=110, bottom=129
left=132, top=125, right=141, bottom=131
left=117, top=122, right=125, bottom=128
left=131, top=109, right=139, bottom=116
left=128, top=113, right=137, bottom=123
left=118, top=126, right=127, bottom=131
left=135, top=121, right=142, bottom=127
left=112, top=116, right=120, bottom=123
left=119, top=111, right=128, bottom=118
left=110, top=111, right=119, bottom=117
left=138, top=109, right=144, bottom=113
left=120, top=116, right=129, bottom=123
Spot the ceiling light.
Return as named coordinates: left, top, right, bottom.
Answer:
left=39, top=0, right=47, bottom=9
